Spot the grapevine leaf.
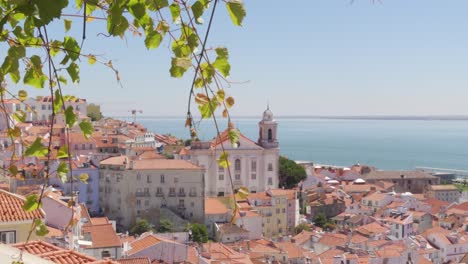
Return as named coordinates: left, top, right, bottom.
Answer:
left=57, top=145, right=69, bottom=159
left=7, top=126, right=21, bottom=138
left=58, top=75, right=68, bottom=84
left=64, top=19, right=72, bottom=32
left=172, top=40, right=190, bottom=58
left=63, top=36, right=80, bottom=61
left=13, top=110, right=26, bottom=122
left=79, top=120, right=94, bottom=139
left=25, top=137, right=48, bottom=157
left=169, top=57, right=191, bottom=78
left=34, top=0, right=69, bottom=25
left=67, top=62, right=80, bottom=83
left=228, top=128, right=240, bottom=147
left=191, top=1, right=204, bottom=24
left=169, top=3, right=180, bottom=22
left=144, top=29, right=162, bottom=49
left=198, top=98, right=218, bottom=119
left=88, top=55, right=96, bottom=65
left=79, top=173, right=89, bottom=184
left=34, top=219, right=49, bottom=236
left=217, top=151, right=230, bottom=168
left=23, top=194, right=39, bottom=212
left=57, top=162, right=69, bottom=183
left=18, top=90, right=27, bottom=101
left=128, top=0, right=146, bottom=19
left=235, top=186, right=249, bottom=200
left=226, top=1, right=246, bottom=26
left=213, top=58, right=230, bottom=77
left=53, top=89, right=62, bottom=113
left=65, top=106, right=77, bottom=127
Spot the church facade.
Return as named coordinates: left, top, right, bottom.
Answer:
left=186, top=108, right=280, bottom=197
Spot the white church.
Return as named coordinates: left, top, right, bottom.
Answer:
left=180, top=107, right=280, bottom=197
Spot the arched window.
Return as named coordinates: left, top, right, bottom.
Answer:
left=235, top=159, right=241, bottom=171
left=268, top=129, right=273, bottom=141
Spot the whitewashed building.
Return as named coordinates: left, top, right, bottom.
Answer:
left=186, top=107, right=280, bottom=196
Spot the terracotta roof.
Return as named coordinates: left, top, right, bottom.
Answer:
left=318, top=233, right=348, bottom=247
left=210, top=128, right=260, bottom=149
left=268, top=189, right=296, bottom=199
left=291, top=230, right=313, bottom=245
left=90, top=217, right=109, bottom=225
left=205, top=198, right=230, bottom=215
left=0, top=189, right=45, bottom=222
left=355, top=222, right=389, bottom=237
left=128, top=235, right=161, bottom=255
left=274, top=241, right=304, bottom=259
left=137, top=151, right=165, bottom=160
left=200, top=242, right=253, bottom=263
left=423, top=198, right=450, bottom=215
left=13, top=241, right=63, bottom=255
left=82, top=223, right=122, bottom=249
left=117, top=258, right=151, bottom=264
left=450, top=201, right=468, bottom=212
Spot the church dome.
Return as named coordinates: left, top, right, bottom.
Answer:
left=262, top=107, right=274, bottom=121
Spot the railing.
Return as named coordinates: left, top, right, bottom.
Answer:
left=189, top=192, right=197, bottom=197
left=168, top=192, right=176, bottom=197
left=136, top=192, right=150, bottom=197
left=155, top=192, right=164, bottom=197
left=178, top=192, right=186, bottom=197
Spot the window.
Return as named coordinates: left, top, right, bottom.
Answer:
left=144, top=187, right=149, bottom=194
left=15, top=105, right=20, bottom=111
left=282, top=208, right=286, bottom=213
left=179, top=187, right=185, bottom=195
left=137, top=173, right=141, bottom=181
left=219, top=173, right=224, bottom=181
left=42, top=105, right=46, bottom=110
left=101, top=251, right=111, bottom=258
left=276, top=208, right=280, bottom=214
left=235, top=174, right=240, bottom=180
left=74, top=144, right=78, bottom=150
left=179, top=199, right=185, bottom=207
left=235, top=159, right=241, bottom=171
left=144, top=200, right=149, bottom=206
left=218, top=166, right=224, bottom=173
left=160, top=174, right=165, bottom=183
left=268, top=129, right=273, bottom=141
left=251, top=173, right=256, bottom=180
left=251, top=160, right=257, bottom=171
left=268, top=177, right=273, bottom=185
left=0, top=231, right=16, bottom=244
left=89, top=144, right=93, bottom=149
left=147, top=175, right=151, bottom=183
left=268, top=163, right=273, bottom=171
left=136, top=199, right=141, bottom=208
left=174, top=177, right=178, bottom=183
left=156, top=187, right=163, bottom=195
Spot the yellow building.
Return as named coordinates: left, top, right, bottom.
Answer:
left=0, top=189, right=45, bottom=243
left=248, top=190, right=288, bottom=238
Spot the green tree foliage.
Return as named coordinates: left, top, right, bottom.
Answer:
left=87, top=103, right=103, bottom=121
left=279, top=156, right=307, bottom=189
left=130, top=219, right=153, bottom=235
left=294, top=222, right=311, bottom=235
left=313, top=213, right=327, bottom=228
left=188, top=223, right=208, bottom=243
left=157, top=218, right=174, bottom=233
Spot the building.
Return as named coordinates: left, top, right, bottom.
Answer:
left=426, top=184, right=461, bottom=203
left=0, top=189, right=45, bottom=244
left=361, top=170, right=439, bottom=193
left=99, top=156, right=205, bottom=229
left=247, top=190, right=288, bottom=238
left=185, top=107, right=280, bottom=196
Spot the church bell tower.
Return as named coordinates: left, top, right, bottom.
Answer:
left=258, top=105, right=278, bottom=149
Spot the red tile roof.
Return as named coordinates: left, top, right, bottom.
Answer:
left=0, top=189, right=45, bottom=222
left=128, top=235, right=161, bottom=255
left=82, top=223, right=122, bottom=248
left=117, top=257, right=151, bottom=264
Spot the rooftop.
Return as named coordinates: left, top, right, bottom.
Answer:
left=0, top=189, right=45, bottom=222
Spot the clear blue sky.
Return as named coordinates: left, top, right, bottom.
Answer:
left=16, top=1, right=468, bottom=116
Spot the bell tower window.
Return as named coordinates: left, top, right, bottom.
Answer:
left=268, top=129, right=273, bottom=141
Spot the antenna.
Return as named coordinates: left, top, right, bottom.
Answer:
left=129, top=109, right=143, bottom=123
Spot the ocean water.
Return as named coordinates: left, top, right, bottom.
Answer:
left=132, top=117, right=468, bottom=171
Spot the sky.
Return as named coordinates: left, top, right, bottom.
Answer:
left=9, top=0, right=468, bottom=116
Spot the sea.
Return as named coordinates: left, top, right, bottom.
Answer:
left=122, top=116, right=468, bottom=171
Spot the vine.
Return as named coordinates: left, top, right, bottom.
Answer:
left=0, top=0, right=246, bottom=262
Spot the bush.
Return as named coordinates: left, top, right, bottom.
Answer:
left=130, top=219, right=152, bottom=235
left=188, top=223, right=208, bottom=243
left=294, top=222, right=311, bottom=234
left=157, top=218, right=174, bottom=233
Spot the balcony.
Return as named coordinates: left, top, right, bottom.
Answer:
left=155, top=192, right=164, bottom=197
left=178, top=192, right=186, bottom=197
left=168, top=192, right=176, bottom=197
left=135, top=192, right=150, bottom=197
left=189, top=192, right=197, bottom=197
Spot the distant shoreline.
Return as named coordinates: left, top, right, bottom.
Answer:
left=112, top=115, right=468, bottom=121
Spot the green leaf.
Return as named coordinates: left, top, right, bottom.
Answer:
left=107, top=4, right=129, bottom=36
left=53, top=89, right=63, bottom=113
left=79, top=173, right=89, bottom=184
left=150, top=0, right=169, bottom=11
left=213, top=57, right=230, bottom=77
left=228, top=128, right=240, bottom=147
left=128, top=0, right=146, bottom=20
left=24, top=68, right=47, bottom=88
left=169, top=3, right=180, bottom=22
left=23, top=194, right=39, bottom=212
left=34, top=219, right=49, bottom=236
left=172, top=40, right=191, bottom=58
left=34, top=0, right=69, bottom=25
left=63, top=36, right=80, bottom=61
left=191, top=1, right=204, bottom=24
left=194, top=77, right=204, bottom=88
left=200, top=62, right=215, bottom=84
left=57, top=162, right=69, bottom=183
left=25, top=137, right=48, bottom=157
left=64, top=19, right=72, bottom=32
left=217, top=151, right=230, bottom=168
left=169, top=57, right=191, bottom=78
left=65, top=106, right=77, bottom=127
left=236, top=186, right=249, bottom=200
left=198, top=97, right=218, bottom=119
left=18, top=90, right=27, bottom=101
left=58, top=75, right=68, bottom=84
left=79, top=120, right=94, bottom=139
left=67, top=62, right=80, bottom=83
left=13, top=110, right=26, bottom=122
left=8, top=46, right=26, bottom=59
left=226, top=1, right=246, bottom=26
left=50, top=40, right=62, bottom=57
left=144, top=29, right=162, bottom=49
left=57, top=145, right=69, bottom=159
left=215, top=47, right=228, bottom=58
